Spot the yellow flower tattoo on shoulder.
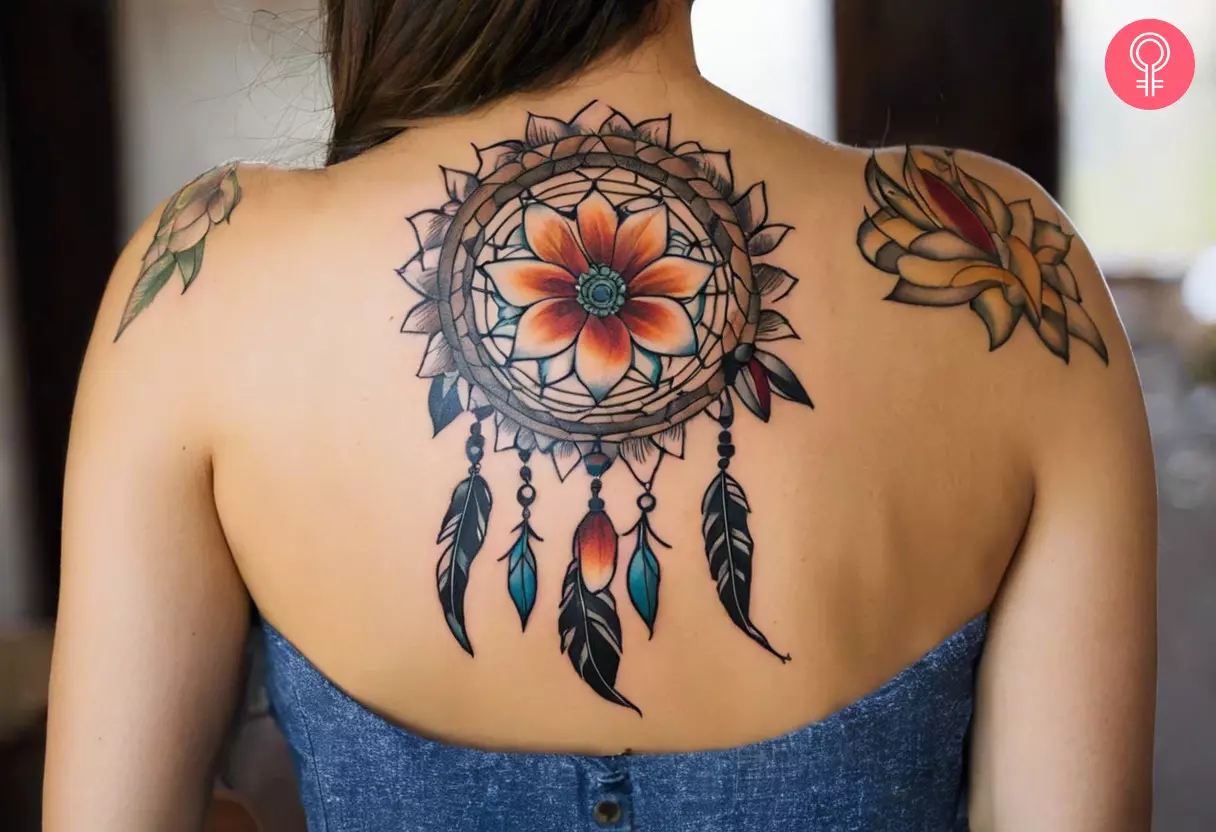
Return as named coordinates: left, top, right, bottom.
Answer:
left=115, top=163, right=242, bottom=339
left=857, top=147, right=1107, bottom=364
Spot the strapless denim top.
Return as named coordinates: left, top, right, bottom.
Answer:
left=260, top=613, right=987, bottom=832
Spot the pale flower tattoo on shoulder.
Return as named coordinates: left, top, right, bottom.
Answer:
left=397, top=102, right=812, bottom=713
left=115, top=163, right=242, bottom=339
left=857, top=147, right=1108, bottom=364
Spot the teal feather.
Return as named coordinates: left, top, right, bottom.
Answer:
left=626, top=518, right=665, bottom=638
left=502, top=521, right=540, bottom=630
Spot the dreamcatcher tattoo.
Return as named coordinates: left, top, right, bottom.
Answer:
left=398, top=102, right=813, bottom=713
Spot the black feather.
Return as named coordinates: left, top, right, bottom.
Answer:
left=700, top=470, right=790, bottom=661
left=436, top=474, right=492, bottom=655
left=558, top=559, right=642, bottom=714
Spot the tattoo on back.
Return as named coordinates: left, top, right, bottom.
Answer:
left=115, top=163, right=241, bottom=339
left=857, top=147, right=1108, bottom=364
left=398, top=102, right=812, bottom=713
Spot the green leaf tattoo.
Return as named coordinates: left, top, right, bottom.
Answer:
left=115, top=163, right=242, bottom=339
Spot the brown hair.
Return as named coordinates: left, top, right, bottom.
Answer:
left=323, top=0, right=666, bottom=165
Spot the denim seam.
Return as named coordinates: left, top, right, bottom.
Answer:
left=286, top=658, right=331, bottom=832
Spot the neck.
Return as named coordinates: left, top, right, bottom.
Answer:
left=597, top=2, right=699, bottom=84
left=384, top=3, right=707, bottom=142
left=502, top=4, right=703, bottom=113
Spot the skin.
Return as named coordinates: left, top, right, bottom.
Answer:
left=44, top=3, right=1156, bottom=830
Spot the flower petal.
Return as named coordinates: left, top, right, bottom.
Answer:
left=575, top=314, right=632, bottom=401
left=611, top=206, right=668, bottom=280
left=576, top=191, right=619, bottom=266
left=484, top=258, right=577, bottom=307
left=511, top=298, right=586, bottom=360
left=539, top=346, right=575, bottom=385
left=896, top=254, right=994, bottom=288
left=909, top=229, right=993, bottom=261
left=167, top=212, right=210, bottom=253
left=1007, top=200, right=1035, bottom=244
left=866, top=155, right=936, bottom=229
left=1063, top=296, right=1109, bottom=364
left=918, top=169, right=997, bottom=255
left=960, top=171, right=1011, bottom=236
left=1032, top=218, right=1072, bottom=264
left=969, top=286, right=1022, bottom=350
left=627, top=256, right=713, bottom=299
left=524, top=204, right=589, bottom=275
left=872, top=211, right=925, bottom=249
left=1007, top=236, right=1043, bottom=317
left=949, top=264, right=1018, bottom=290
left=618, top=297, right=697, bottom=357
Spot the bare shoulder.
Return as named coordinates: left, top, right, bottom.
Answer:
left=100, top=163, right=323, bottom=344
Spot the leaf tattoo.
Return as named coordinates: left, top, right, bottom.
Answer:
left=115, top=163, right=241, bottom=339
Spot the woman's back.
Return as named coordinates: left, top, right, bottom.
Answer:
left=44, top=5, right=1156, bottom=831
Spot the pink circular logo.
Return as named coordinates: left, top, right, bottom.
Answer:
left=1106, top=19, right=1195, bottom=110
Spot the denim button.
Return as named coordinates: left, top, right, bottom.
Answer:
left=592, top=798, right=622, bottom=826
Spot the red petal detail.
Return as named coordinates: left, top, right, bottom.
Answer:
left=618, top=297, right=697, bottom=357
left=920, top=173, right=997, bottom=255
left=512, top=298, right=587, bottom=360
left=611, top=206, right=668, bottom=280
left=576, top=511, right=619, bottom=593
left=575, top=314, right=632, bottom=401
left=627, top=256, right=713, bottom=299
left=524, top=204, right=590, bottom=275
left=748, top=358, right=772, bottom=417
left=576, top=191, right=619, bottom=266
left=483, top=259, right=577, bottom=306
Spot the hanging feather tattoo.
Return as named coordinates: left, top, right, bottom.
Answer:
left=501, top=521, right=540, bottom=630
left=558, top=558, right=640, bottom=715
left=436, top=422, right=493, bottom=655
left=701, top=408, right=790, bottom=662
left=559, top=504, right=640, bottom=714
left=500, top=449, right=541, bottom=630
left=626, top=506, right=667, bottom=639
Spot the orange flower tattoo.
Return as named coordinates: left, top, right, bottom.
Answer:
left=857, top=147, right=1107, bottom=364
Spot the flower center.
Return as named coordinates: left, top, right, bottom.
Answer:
left=574, top=265, right=627, bottom=317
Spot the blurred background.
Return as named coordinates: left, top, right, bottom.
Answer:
left=1, top=0, right=1213, bottom=829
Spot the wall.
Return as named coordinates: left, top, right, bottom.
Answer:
left=0, top=101, right=34, bottom=627
left=114, top=0, right=833, bottom=234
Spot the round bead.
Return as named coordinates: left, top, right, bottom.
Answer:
left=520, top=466, right=532, bottom=480
left=470, top=422, right=482, bottom=436
left=717, top=457, right=731, bottom=470
left=588, top=497, right=605, bottom=511
left=516, top=484, right=537, bottom=505
left=717, top=444, right=735, bottom=458
left=636, top=492, right=657, bottom=512
left=718, top=430, right=732, bottom=443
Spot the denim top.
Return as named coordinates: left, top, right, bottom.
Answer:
left=261, top=613, right=987, bottom=832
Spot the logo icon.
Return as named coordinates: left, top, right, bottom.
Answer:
left=1130, top=32, right=1169, bottom=97
left=1106, top=19, right=1195, bottom=110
